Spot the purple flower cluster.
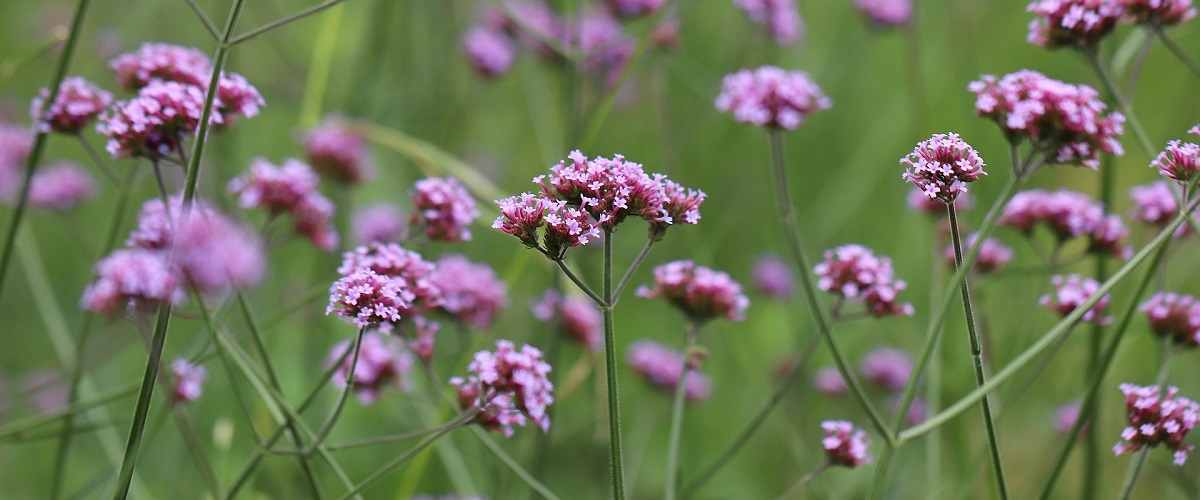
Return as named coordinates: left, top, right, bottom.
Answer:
left=462, top=26, right=517, bottom=78
left=328, top=331, right=414, bottom=405
left=968, top=70, right=1125, bottom=169
left=821, top=420, right=872, bottom=467
left=1141, top=292, right=1200, bottom=346
left=79, top=248, right=184, bottom=315
left=901, top=132, right=988, bottom=203
left=532, top=289, right=602, bottom=352
left=1151, top=127, right=1200, bottom=182
left=228, top=158, right=338, bottom=251
left=1000, top=188, right=1131, bottom=259
left=654, top=180, right=707, bottom=236
left=1040, top=274, right=1112, bottom=324
left=605, top=0, right=667, bottom=17
left=814, top=244, right=914, bottom=317
left=732, top=0, right=803, bottom=45
left=1055, top=400, right=1089, bottom=435
left=1121, top=0, right=1198, bottom=25
left=943, top=233, right=1014, bottom=274
left=450, top=340, right=555, bottom=436
left=27, top=162, right=96, bottom=212
left=494, top=193, right=600, bottom=258
left=409, top=177, right=479, bottom=243
left=625, top=340, right=713, bottom=401
left=410, top=316, right=440, bottom=363
left=110, top=43, right=211, bottom=89
left=715, top=66, right=832, bottom=131
left=1027, top=0, right=1124, bottom=48
left=751, top=255, right=795, bottom=300
left=0, top=123, right=33, bottom=201
left=1129, top=181, right=1191, bottom=236
left=859, top=347, right=912, bottom=392
left=428, top=255, right=507, bottom=329
left=353, top=203, right=405, bottom=244
left=30, top=77, right=112, bottom=134
left=170, top=358, right=207, bottom=405
left=856, top=0, right=913, bottom=27
left=337, top=243, right=441, bottom=318
left=813, top=367, right=848, bottom=395
left=305, top=119, right=373, bottom=185
left=1113, top=384, right=1199, bottom=466
left=326, top=269, right=412, bottom=330
left=637, top=260, right=750, bottom=323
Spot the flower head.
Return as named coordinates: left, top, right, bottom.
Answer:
left=943, top=233, right=1014, bottom=274
left=492, top=193, right=600, bottom=259
left=353, top=203, right=405, bottom=244
left=338, top=243, right=439, bottom=316
left=859, top=347, right=912, bottom=392
left=732, top=0, right=804, bottom=45
left=532, top=289, right=602, bottom=351
left=1120, top=0, right=1197, bottom=25
left=211, top=72, right=265, bottom=130
left=574, top=11, right=636, bottom=88
left=80, top=248, right=183, bottom=315
left=1140, top=292, right=1200, bottom=346
left=27, top=162, right=96, bottom=212
left=715, top=66, right=831, bottom=130
left=97, top=80, right=207, bottom=158
left=305, top=119, right=373, bottom=184
left=462, top=26, right=516, bottom=78
left=856, top=0, right=913, bottom=27
left=110, top=43, right=211, bottom=89
left=449, top=340, right=555, bottom=436
left=637, top=260, right=750, bottom=323
left=1055, top=400, right=1090, bottom=435
left=292, top=195, right=340, bottom=252
left=328, top=332, right=414, bottom=405
left=821, top=420, right=872, bottom=467
left=428, top=255, right=507, bottom=329
left=228, top=157, right=320, bottom=214
left=0, top=123, right=33, bottom=201
left=409, top=177, right=479, bottom=243
left=326, top=269, right=414, bottom=330
left=1113, top=384, right=1200, bottom=466
left=606, top=0, right=667, bottom=16
left=1150, top=131, right=1200, bottom=182
left=1027, top=0, right=1124, bottom=48
left=625, top=340, right=712, bottom=401
left=1040, top=274, right=1112, bottom=324
left=650, top=179, right=706, bottom=237
left=410, top=316, right=440, bottom=362
left=752, top=255, right=795, bottom=300
left=901, top=133, right=987, bottom=203
left=1000, top=189, right=1128, bottom=258
left=171, top=358, right=207, bottom=405
left=813, top=366, right=848, bottom=395
left=537, top=151, right=669, bottom=229
left=814, top=244, right=913, bottom=317
left=1129, top=181, right=1191, bottom=236
left=30, top=77, right=112, bottom=134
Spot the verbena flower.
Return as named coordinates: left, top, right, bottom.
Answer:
left=636, top=260, right=750, bottom=323
left=732, top=0, right=803, bottom=45
left=80, top=248, right=183, bottom=315
left=305, top=119, right=373, bottom=184
left=450, top=340, right=555, bottom=436
left=292, top=195, right=339, bottom=252
left=462, top=26, right=516, bottom=78
left=170, top=358, right=207, bottom=405
left=228, top=157, right=320, bottom=214
left=942, top=233, right=1014, bottom=274
left=328, top=331, right=414, bottom=405
left=532, top=289, right=602, bottom=351
left=821, top=420, right=872, bottom=467
left=901, top=132, right=987, bottom=203
left=715, top=66, right=831, bottom=130
left=605, top=0, right=667, bottom=17
left=968, top=70, right=1125, bottom=169
left=1120, top=0, right=1197, bottom=25
left=1113, top=384, right=1200, bottom=466
left=0, top=123, right=33, bottom=200
left=1055, top=400, right=1089, bottom=435
left=428, top=255, right=507, bottom=329
left=908, top=187, right=973, bottom=215
left=211, top=72, right=265, bottom=130
left=27, top=162, right=96, bottom=212
left=1150, top=128, right=1200, bottom=182
left=326, top=268, right=413, bottom=330
left=856, top=0, right=913, bottom=27
left=410, top=316, right=440, bottom=362
left=353, top=203, right=405, bottom=244
left=814, top=244, right=914, bottom=317
left=1040, top=274, right=1112, bottom=324
left=1129, top=181, right=1191, bottom=236
left=1141, top=292, right=1200, bottom=346
left=1027, top=0, right=1124, bottom=48
left=492, top=193, right=600, bottom=259
left=752, top=254, right=795, bottom=300
left=575, top=11, right=636, bottom=88
left=889, top=396, right=928, bottom=426
left=97, top=80, right=207, bottom=158
left=110, top=43, right=211, bottom=89
left=409, top=176, right=479, bottom=243
left=495, top=1, right=565, bottom=60
left=536, top=150, right=669, bottom=230
left=625, top=339, right=713, bottom=401
left=338, top=243, right=440, bottom=316
left=650, top=179, right=706, bottom=237
left=30, top=77, right=112, bottom=134
left=859, top=347, right=912, bottom=392
left=813, top=366, right=848, bottom=395
left=1000, top=188, right=1130, bottom=259
left=1090, top=214, right=1133, bottom=259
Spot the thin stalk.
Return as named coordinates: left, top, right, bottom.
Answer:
left=337, top=415, right=474, bottom=499
left=554, top=258, right=604, bottom=306
left=326, top=415, right=476, bottom=451
left=306, top=328, right=365, bottom=453
left=1118, top=448, right=1151, bottom=500
left=664, top=321, right=699, bottom=500
left=0, top=420, right=116, bottom=445
left=170, top=407, right=221, bottom=498
left=230, top=0, right=346, bottom=46
left=0, top=0, right=91, bottom=303
left=948, top=204, right=1008, bottom=499
left=766, top=129, right=892, bottom=442
left=1086, top=138, right=1119, bottom=500
left=1085, top=48, right=1154, bottom=159
left=184, top=0, right=220, bottom=39
left=1124, top=30, right=1155, bottom=101
left=774, top=462, right=830, bottom=500
left=0, top=383, right=137, bottom=440
left=469, top=426, right=563, bottom=500
left=1154, top=28, right=1200, bottom=79
left=601, top=227, right=627, bottom=499
left=75, top=134, right=122, bottom=188
left=611, top=237, right=655, bottom=305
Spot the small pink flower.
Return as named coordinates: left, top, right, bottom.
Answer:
left=292, top=195, right=339, bottom=252
left=1027, top=0, right=1124, bottom=48
left=625, top=340, right=713, bottom=401
left=305, top=119, right=373, bottom=184
left=1141, top=292, right=1200, bottom=346
left=637, top=260, right=750, bottom=323
left=97, top=80, right=207, bottom=158
left=328, top=331, right=414, bottom=405
left=1113, top=384, right=1199, bottom=466
left=326, top=269, right=414, bottom=330
left=1001, top=188, right=1128, bottom=258
left=339, top=243, right=439, bottom=315
left=1129, top=181, right=1191, bottom=236
left=450, top=340, right=555, bottom=436
left=353, top=203, right=405, bottom=244
left=814, top=244, right=913, bottom=317
left=1120, top=0, right=1197, bottom=25
left=859, top=347, right=912, bottom=392
left=27, top=162, right=96, bottom=212
left=428, top=255, right=507, bottom=329
left=462, top=26, right=516, bottom=78
left=1150, top=132, right=1200, bottom=183
left=409, top=177, right=479, bottom=243
left=1040, top=274, right=1112, bottom=324
left=30, top=77, right=112, bottom=134
left=856, top=0, right=913, bottom=27
left=605, top=0, right=667, bottom=17
left=715, top=66, right=831, bottom=130
left=228, top=157, right=320, bottom=214
left=943, top=233, right=1014, bottom=274
left=537, top=151, right=669, bottom=230
left=651, top=179, right=706, bottom=235
left=574, top=11, right=636, bottom=88
left=752, top=255, right=795, bottom=300
left=1089, top=214, right=1133, bottom=260
left=532, top=289, right=602, bottom=351
left=410, top=316, right=440, bottom=362
left=0, top=124, right=33, bottom=200
left=493, top=192, right=601, bottom=258
left=813, top=366, right=847, bottom=396
left=211, top=72, right=265, bottom=130
left=732, top=0, right=804, bottom=45
left=171, top=358, right=207, bottom=405
left=80, top=248, right=183, bottom=315
left=1054, top=400, right=1089, bottom=435
left=821, top=420, right=872, bottom=467
left=110, top=43, right=211, bottom=89
left=901, top=132, right=987, bottom=204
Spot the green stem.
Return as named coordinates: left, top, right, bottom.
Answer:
left=306, top=327, right=365, bottom=453
left=554, top=258, right=604, bottom=306
left=0, top=382, right=137, bottom=441
left=170, top=407, right=221, bottom=498
left=325, top=414, right=477, bottom=451
left=337, top=415, right=473, bottom=499
left=766, top=129, right=893, bottom=443
left=1154, top=27, right=1200, bottom=79
left=469, top=426, right=563, bottom=500
left=774, top=462, right=831, bottom=500
left=75, top=134, right=123, bottom=188
left=601, top=227, right=627, bottom=499
left=664, top=321, right=699, bottom=500
left=1118, top=448, right=1151, bottom=500
left=1085, top=48, right=1154, bottom=159
left=184, top=0, right=220, bottom=39
left=948, top=204, right=1009, bottom=499
left=229, top=0, right=347, bottom=46
left=611, top=237, right=655, bottom=306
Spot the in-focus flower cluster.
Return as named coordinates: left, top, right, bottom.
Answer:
left=814, top=244, right=914, bottom=317
left=409, top=177, right=479, bottom=243
left=969, top=70, right=1125, bottom=169
left=1000, top=188, right=1131, bottom=259
left=30, top=77, right=112, bottom=134
left=1113, top=384, right=1199, bottom=466
left=943, top=233, right=1014, bottom=274
left=821, top=420, right=872, bottom=467
left=171, top=358, right=207, bottom=405
left=427, top=255, right=507, bottom=329
left=305, top=118, right=373, bottom=185
left=1151, top=126, right=1200, bottom=183
left=637, top=260, right=750, bottom=323
left=327, top=332, right=414, bottom=405
left=1040, top=274, right=1112, bottom=324
left=336, top=243, right=441, bottom=319
left=1141, top=292, right=1200, bottom=346
left=856, top=0, right=913, bottom=28
left=901, top=132, right=988, bottom=203
left=715, top=66, right=831, bottom=131
left=450, top=340, right=555, bottom=437
left=625, top=340, right=713, bottom=401
left=228, top=157, right=339, bottom=251
left=532, top=290, right=602, bottom=352
left=1027, top=0, right=1124, bottom=48
left=732, top=0, right=804, bottom=45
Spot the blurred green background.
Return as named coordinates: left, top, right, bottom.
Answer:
left=2, top=0, right=1200, bottom=498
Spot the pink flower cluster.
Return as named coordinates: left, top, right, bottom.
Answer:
left=968, top=70, right=1125, bottom=169
left=337, top=243, right=441, bottom=318
left=901, top=132, right=988, bottom=203
left=409, top=177, right=479, bottom=243
left=305, top=119, right=373, bottom=184
left=410, top=316, right=440, bottom=362
left=0, top=123, right=33, bottom=201
left=450, top=340, right=555, bottom=436
left=637, top=260, right=750, bottom=323
left=326, top=269, right=412, bottom=330
left=1129, top=181, right=1192, bottom=236
left=79, top=248, right=184, bottom=315
left=462, top=26, right=517, bottom=78
left=27, top=162, right=96, bottom=212
left=532, top=289, right=602, bottom=351
left=859, top=347, right=912, bottom=392
left=1000, top=188, right=1131, bottom=259
left=327, top=331, right=414, bottom=405
left=605, top=0, right=667, bottom=17
left=625, top=340, right=713, bottom=401
left=1151, top=127, right=1200, bottom=182
left=1121, top=0, right=1198, bottom=25
left=821, top=420, right=872, bottom=467
left=30, top=77, right=112, bottom=134
left=171, top=358, right=207, bottom=405
left=653, top=180, right=707, bottom=236
left=494, top=193, right=600, bottom=259
left=943, top=233, right=1014, bottom=274
left=1113, top=384, right=1199, bottom=466
left=732, top=0, right=804, bottom=45
left=1141, top=292, right=1200, bottom=346
left=752, top=255, right=795, bottom=300
left=715, top=66, right=832, bottom=131
left=1027, top=0, right=1124, bottom=48
left=813, top=367, right=848, bottom=395
left=228, top=158, right=338, bottom=251
left=1040, top=274, right=1112, bottom=324
left=353, top=203, right=405, bottom=244
left=428, top=255, right=507, bottom=329
left=111, top=43, right=211, bottom=89
left=856, top=0, right=913, bottom=27
left=814, top=244, right=914, bottom=317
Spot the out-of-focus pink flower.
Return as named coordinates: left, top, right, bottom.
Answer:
left=752, top=255, right=795, bottom=300
left=27, top=162, right=96, bottom=212
left=30, top=77, right=112, bottom=134
left=821, top=420, right=872, bottom=467
left=814, top=244, right=913, bottom=317
left=1129, top=181, right=1191, bottom=236
left=1027, top=0, right=1124, bottom=48
left=0, top=124, right=33, bottom=200
left=462, top=26, right=517, bottom=78
left=171, top=358, right=207, bottom=405
left=537, top=150, right=669, bottom=230
left=532, top=289, right=602, bottom=351
left=1151, top=131, right=1200, bottom=183
left=1000, top=188, right=1130, bottom=259
left=969, top=70, right=1124, bottom=169
left=1113, top=384, right=1199, bottom=466
left=212, top=72, right=265, bottom=130
left=328, top=331, right=414, bottom=405
left=715, top=66, right=831, bottom=130
left=228, top=158, right=320, bottom=214
left=859, top=347, right=912, bottom=391
left=80, top=248, right=182, bottom=315
left=901, top=132, right=987, bottom=204
left=943, top=233, right=1014, bottom=274
left=428, top=255, right=507, bottom=329
left=625, top=339, right=712, bottom=401
left=813, top=366, right=847, bottom=395
left=97, top=80, right=207, bottom=158
left=733, top=0, right=803, bottom=45
left=574, top=11, right=636, bottom=88
left=110, top=43, right=211, bottom=89
left=1040, top=274, right=1112, bottom=324
left=1141, top=292, right=1200, bottom=346
left=605, top=0, right=667, bottom=17
left=353, top=203, right=405, bottom=244
left=326, top=269, right=413, bottom=330
left=409, top=177, right=479, bottom=243
left=292, top=195, right=339, bottom=252
left=856, top=0, right=913, bottom=27
left=1089, top=214, right=1133, bottom=260
left=450, top=340, right=555, bottom=436
left=637, top=260, right=750, bottom=323
left=411, top=316, right=440, bottom=362
left=1120, top=0, right=1197, bottom=25
left=305, top=119, right=373, bottom=184
left=908, top=187, right=972, bottom=215
left=1054, top=400, right=1089, bottom=435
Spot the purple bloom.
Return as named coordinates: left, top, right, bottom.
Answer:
left=97, top=80, right=207, bottom=158
left=1141, top=292, right=1200, bottom=346
left=1027, top=0, right=1124, bottom=48
left=732, top=0, right=803, bottom=45
left=493, top=193, right=600, bottom=258
left=110, top=43, right=211, bottom=89
left=901, top=132, right=988, bottom=204
left=428, top=255, right=507, bottom=329
left=1090, top=214, right=1133, bottom=260
left=651, top=179, right=706, bottom=236
left=1114, top=384, right=1200, bottom=466
left=532, top=289, right=602, bottom=351
left=410, top=177, right=479, bottom=243
left=228, top=157, right=320, bottom=214
left=305, top=119, right=373, bottom=184
left=328, top=331, right=414, bottom=405
left=813, top=366, right=847, bottom=396
left=1000, top=188, right=1129, bottom=258
left=814, top=244, right=914, bottom=317
left=326, top=269, right=413, bottom=330
left=0, top=123, right=33, bottom=200
left=1054, top=400, right=1089, bottom=435
left=859, top=347, right=912, bottom=392
left=450, top=340, right=555, bottom=436
left=353, top=203, right=406, bottom=244
left=80, top=248, right=183, bottom=315
left=1150, top=129, right=1200, bottom=182
left=462, top=26, right=516, bottom=78
left=212, top=72, right=265, bottom=130
left=170, top=358, right=207, bottom=405
left=606, top=0, right=667, bottom=16
left=715, top=66, right=831, bottom=130
left=969, top=70, right=1125, bottom=169
left=1120, top=0, right=1197, bottom=25
left=637, top=260, right=750, bottom=323
left=821, top=420, right=872, bottom=467
left=625, top=340, right=713, bottom=401
left=292, top=195, right=339, bottom=252
left=1040, top=274, right=1112, bottom=324
left=856, top=0, right=913, bottom=27
left=574, top=11, right=636, bottom=88
left=537, top=150, right=669, bottom=230
left=410, top=316, right=440, bottom=362
left=752, top=254, right=795, bottom=300
left=338, top=243, right=440, bottom=316
left=30, top=77, right=112, bottom=134
left=943, top=233, right=1014, bottom=274
left=27, top=162, right=96, bottom=212
left=1129, top=181, right=1191, bottom=236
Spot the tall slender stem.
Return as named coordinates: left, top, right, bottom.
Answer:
left=307, top=327, right=365, bottom=453
left=947, top=204, right=1008, bottom=499
left=664, top=320, right=699, bottom=500
left=611, top=238, right=655, bottom=305
left=229, top=0, right=347, bottom=46
left=554, top=259, right=604, bottom=306
left=600, top=227, right=627, bottom=499
left=1154, top=28, right=1200, bottom=79
left=1118, top=448, right=1151, bottom=500
left=1085, top=48, right=1154, bottom=159
left=774, top=462, right=831, bottom=500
